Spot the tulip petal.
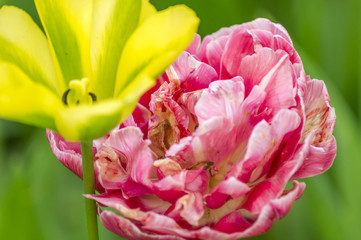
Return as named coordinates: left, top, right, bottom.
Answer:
left=104, top=127, right=154, bottom=184
left=46, top=130, right=82, bottom=178
left=139, top=0, right=157, bottom=24
left=211, top=181, right=305, bottom=238
left=0, top=6, right=58, bottom=93
left=293, top=79, right=337, bottom=178
left=165, top=52, right=218, bottom=91
left=55, top=99, right=134, bottom=142
left=239, top=48, right=297, bottom=116
left=0, top=63, right=60, bottom=130
left=35, top=0, right=92, bottom=84
left=206, top=177, right=251, bottom=209
left=90, top=0, right=141, bottom=99
left=167, top=192, right=204, bottom=226
left=195, top=78, right=245, bottom=124
left=100, top=211, right=185, bottom=240
left=115, top=5, right=199, bottom=96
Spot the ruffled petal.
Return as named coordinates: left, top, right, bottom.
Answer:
left=100, top=211, right=185, bottom=240
left=206, top=177, right=251, bottom=209
left=165, top=52, right=218, bottom=91
left=238, top=48, right=297, bottom=115
left=104, top=127, right=154, bottom=184
left=195, top=78, right=245, bottom=124
left=46, top=130, right=82, bottom=178
left=293, top=79, right=337, bottom=178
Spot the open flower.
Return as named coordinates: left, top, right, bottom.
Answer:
left=48, top=18, right=336, bottom=239
left=0, top=0, right=199, bottom=141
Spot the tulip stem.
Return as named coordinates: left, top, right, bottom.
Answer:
left=81, top=141, right=99, bottom=240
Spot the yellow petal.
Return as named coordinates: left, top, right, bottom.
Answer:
left=114, top=5, right=199, bottom=97
left=90, top=0, right=141, bottom=100
left=0, top=6, right=59, bottom=94
left=139, top=0, right=157, bottom=23
left=34, top=0, right=92, bottom=86
left=55, top=99, right=135, bottom=142
left=0, top=62, right=61, bottom=130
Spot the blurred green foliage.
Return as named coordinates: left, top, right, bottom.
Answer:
left=0, top=0, right=360, bottom=239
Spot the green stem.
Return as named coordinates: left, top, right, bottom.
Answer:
left=81, top=141, right=99, bottom=240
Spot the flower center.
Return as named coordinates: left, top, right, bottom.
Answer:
left=62, top=78, right=97, bottom=106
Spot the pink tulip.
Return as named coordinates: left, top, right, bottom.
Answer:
left=48, top=18, right=336, bottom=239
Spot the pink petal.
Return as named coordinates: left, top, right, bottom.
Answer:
left=105, top=127, right=153, bottom=184
left=221, top=30, right=255, bottom=76
left=95, top=145, right=127, bottom=189
left=213, top=212, right=253, bottom=233
left=148, top=82, right=191, bottom=157
left=154, top=158, right=183, bottom=178
left=166, top=52, right=218, bottom=91
left=201, top=35, right=229, bottom=75
left=211, top=181, right=305, bottom=238
left=230, top=109, right=301, bottom=184
left=293, top=79, right=337, bottom=179
left=249, top=29, right=301, bottom=64
left=100, top=211, right=185, bottom=240
left=167, top=117, right=236, bottom=168
left=240, top=18, right=293, bottom=45
left=195, top=78, right=245, bottom=124
left=238, top=48, right=297, bottom=115
left=186, top=33, right=201, bottom=56
left=242, top=133, right=311, bottom=214
left=46, top=130, right=83, bottom=178
left=206, top=177, right=251, bottom=209
left=151, top=168, right=209, bottom=203
left=167, top=192, right=204, bottom=226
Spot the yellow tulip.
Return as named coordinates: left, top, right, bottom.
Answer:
left=0, top=0, right=199, bottom=141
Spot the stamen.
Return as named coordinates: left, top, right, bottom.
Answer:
left=62, top=89, right=71, bottom=105
left=62, top=89, right=97, bottom=106
left=88, top=92, right=97, bottom=102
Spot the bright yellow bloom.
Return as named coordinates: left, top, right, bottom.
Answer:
left=0, top=0, right=199, bottom=141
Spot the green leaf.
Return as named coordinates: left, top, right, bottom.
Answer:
left=34, top=0, right=92, bottom=87
left=0, top=62, right=61, bottom=130
left=114, top=4, right=199, bottom=97
left=0, top=178, right=44, bottom=240
left=90, top=0, right=141, bottom=100
left=0, top=6, right=58, bottom=94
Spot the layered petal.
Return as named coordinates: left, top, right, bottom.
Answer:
left=103, top=127, right=154, bottom=184
left=47, top=16, right=336, bottom=239
left=238, top=48, right=297, bottom=115
left=165, top=52, right=218, bottom=91
left=46, top=130, right=83, bottom=178
left=292, top=79, right=336, bottom=179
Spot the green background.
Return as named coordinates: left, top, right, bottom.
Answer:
left=0, top=0, right=360, bottom=239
